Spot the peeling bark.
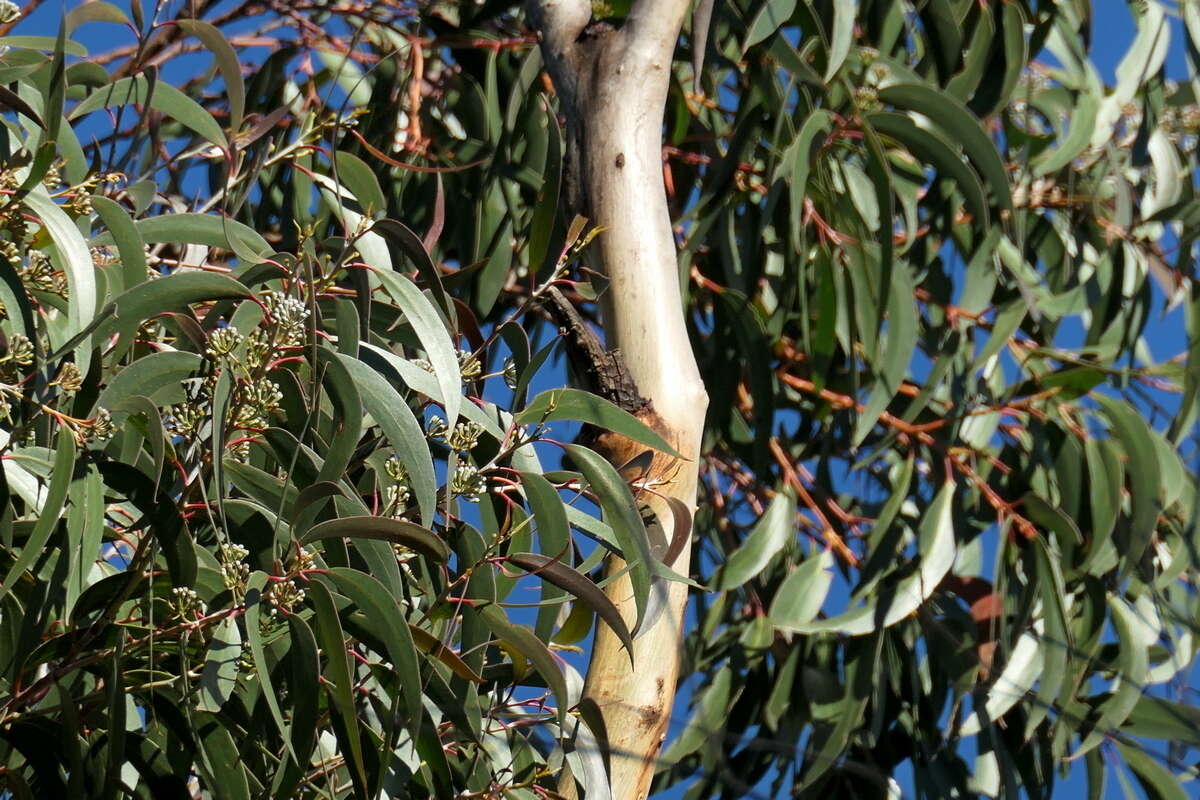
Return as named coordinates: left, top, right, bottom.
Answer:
left=527, top=2, right=707, bottom=798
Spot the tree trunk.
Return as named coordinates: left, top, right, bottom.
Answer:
left=528, top=3, right=706, bottom=798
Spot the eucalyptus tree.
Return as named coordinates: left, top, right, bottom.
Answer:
left=0, top=1, right=1196, bottom=799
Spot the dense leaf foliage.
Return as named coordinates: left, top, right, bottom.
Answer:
left=671, top=2, right=1200, bottom=797
left=0, top=1, right=1194, bottom=798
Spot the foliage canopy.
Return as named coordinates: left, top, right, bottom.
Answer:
left=0, top=1, right=1195, bottom=798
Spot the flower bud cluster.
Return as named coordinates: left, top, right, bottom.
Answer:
left=51, top=362, right=83, bottom=393
left=426, top=414, right=448, bottom=440
left=41, top=160, right=62, bottom=190
left=90, top=246, right=117, bottom=270
left=205, top=326, right=243, bottom=361
left=449, top=463, right=485, bottom=502
left=20, top=251, right=62, bottom=294
left=383, top=455, right=412, bottom=517
left=263, top=291, right=310, bottom=347
left=170, top=587, right=207, bottom=620
left=385, top=483, right=411, bottom=516
left=167, top=291, right=313, bottom=461
left=289, top=545, right=316, bottom=572
left=78, top=408, right=115, bottom=444
left=232, top=380, right=284, bottom=431
left=447, top=420, right=484, bottom=451
left=265, top=579, right=306, bottom=615
left=219, top=543, right=251, bottom=593
left=166, top=399, right=207, bottom=439
left=237, top=641, right=257, bottom=675
left=1, top=334, right=34, bottom=375
left=0, top=208, right=26, bottom=242
left=1157, top=103, right=1200, bottom=152
left=457, top=348, right=482, bottom=380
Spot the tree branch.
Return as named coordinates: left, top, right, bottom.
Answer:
left=525, top=0, right=591, bottom=80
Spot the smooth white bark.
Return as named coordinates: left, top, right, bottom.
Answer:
left=529, top=2, right=707, bottom=798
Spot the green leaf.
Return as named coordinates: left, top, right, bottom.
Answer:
left=0, top=36, right=87, bottom=56
left=1093, top=2, right=1169, bottom=148
left=307, top=579, right=369, bottom=796
left=519, top=470, right=572, bottom=638
left=370, top=219, right=454, bottom=324
left=1117, top=743, right=1190, bottom=800
left=777, top=109, right=834, bottom=244
left=285, top=613, right=320, bottom=766
left=979, top=0, right=1027, bottom=118
left=0, top=85, right=44, bottom=129
left=1025, top=536, right=1072, bottom=735
left=241, top=572, right=297, bottom=767
left=65, top=2, right=128, bottom=32
left=659, top=666, right=732, bottom=766
left=93, top=212, right=271, bottom=263
left=564, top=444, right=658, bottom=636
left=1075, top=596, right=1151, bottom=757
left=518, top=388, right=680, bottom=457
left=71, top=74, right=228, bottom=149
left=196, top=615, right=241, bottom=712
left=325, top=568, right=424, bottom=736
left=1032, top=47, right=1101, bottom=176
left=1095, top=395, right=1162, bottom=576
left=310, top=348, right=363, bottom=492
left=92, top=271, right=249, bottom=355
left=1122, top=695, right=1200, bottom=747
left=196, top=713, right=251, bottom=800
left=878, top=83, right=1012, bottom=212
left=769, top=548, right=834, bottom=629
left=743, top=0, right=796, bottom=52
left=332, top=150, right=385, bottom=216
left=370, top=268, right=461, bottom=430
left=94, top=350, right=202, bottom=412
left=0, top=429, right=75, bottom=604
left=301, top=516, right=449, bottom=562
left=868, top=111, right=990, bottom=227
left=1150, top=428, right=1186, bottom=510
left=408, top=625, right=484, bottom=683
left=711, top=489, right=795, bottom=590
left=507, top=552, right=634, bottom=661
left=959, top=626, right=1043, bottom=735
left=823, top=0, right=854, bottom=81
left=479, top=604, right=569, bottom=724
left=795, top=481, right=956, bottom=635
left=527, top=97, right=562, bottom=272
left=176, top=20, right=245, bottom=134
left=64, top=461, right=103, bottom=616
left=90, top=196, right=148, bottom=294
left=115, top=393, right=166, bottom=494
left=25, top=189, right=97, bottom=375
left=337, top=354, right=438, bottom=525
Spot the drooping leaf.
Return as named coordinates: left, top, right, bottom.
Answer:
left=72, top=74, right=228, bottom=148
left=564, top=444, right=658, bottom=636
left=301, top=516, right=449, bottom=562
left=337, top=354, right=438, bottom=525
left=711, top=489, right=794, bottom=590
left=176, top=20, right=245, bottom=134
left=518, top=387, right=680, bottom=457
left=793, top=480, right=956, bottom=635
left=507, top=552, right=634, bottom=660
left=479, top=604, right=569, bottom=724
left=196, top=615, right=242, bottom=712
